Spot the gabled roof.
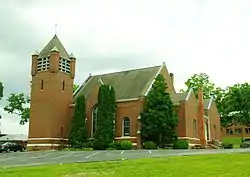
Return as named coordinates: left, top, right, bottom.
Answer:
left=204, top=97, right=213, bottom=110
left=74, top=65, right=162, bottom=100
left=38, top=34, right=70, bottom=59
left=170, top=92, right=188, bottom=104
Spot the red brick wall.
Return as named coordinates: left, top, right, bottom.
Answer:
left=222, top=124, right=250, bottom=139
left=184, top=92, right=198, bottom=139
left=208, top=101, right=222, bottom=141
left=176, top=102, right=186, bottom=137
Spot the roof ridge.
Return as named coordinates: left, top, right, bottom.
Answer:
left=91, top=64, right=162, bottom=77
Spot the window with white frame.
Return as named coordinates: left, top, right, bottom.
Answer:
left=193, top=119, right=197, bottom=138
left=59, top=57, right=70, bottom=74
left=123, top=117, right=130, bottom=136
left=234, top=128, right=242, bottom=134
left=226, top=128, right=233, bottom=135
left=92, top=105, right=98, bottom=137
left=37, top=57, right=49, bottom=71
left=245, top=127, right=250, bottom=134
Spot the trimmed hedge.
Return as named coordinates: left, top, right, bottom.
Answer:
left=173, top=140, right=189, bottom=149
left=120, top=141, right=133, bottom=150
left=144, top=141, right=157, bottom=149
left=222, top=143, right=233, bottom=149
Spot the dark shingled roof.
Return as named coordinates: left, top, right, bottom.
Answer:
left=170, top=92, right=188, bottom=104
left=74, top=64, right=190, bottom=106
left=38, top=35, right=70, bottom=59
left=74, top=65, right=162, bottom=100
left=204, top=98, right=213, bottom=109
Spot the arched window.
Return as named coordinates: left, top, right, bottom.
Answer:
left=92, top=105, right=98, bottom=137
left=123, top=117, right=130, bottom=136
left=193, top=119, right=197, bottom=138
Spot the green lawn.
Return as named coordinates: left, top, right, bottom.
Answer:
left=1, top=153, right=250, bottom=177
left=222, top=137, right=242, bottom=148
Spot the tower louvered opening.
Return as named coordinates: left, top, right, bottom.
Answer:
left=59, top=57, right=71, bottom=74
left=37, top=57, right=50, bottom=72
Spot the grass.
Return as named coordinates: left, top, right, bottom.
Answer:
left=222, top=137, right=242, bottom=148
left=1, top=153, right=250, bottom=177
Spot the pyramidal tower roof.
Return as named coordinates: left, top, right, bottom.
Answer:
left=38, top=34, right=70, bottom=59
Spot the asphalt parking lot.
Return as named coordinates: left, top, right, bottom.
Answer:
left=1, top=148, right=250, bottom=168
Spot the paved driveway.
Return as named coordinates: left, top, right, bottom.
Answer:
left=1, top=148, right=250, bottom=168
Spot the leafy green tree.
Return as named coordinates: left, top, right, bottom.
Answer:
left=223, top=83, right=250, bottom=126
left=181, top=73, right=229, bottom=127
left=221, top=83, right=250, bottom=141
left=73, top=84, right=79, bottom=93
left=141, top=74, right=178, bottom=148
left=180, top=73, right=215, bottom=99
left=93, top=84, right=116, bottom=150
left=4, top=84, right=79, bottom=125
left=0, top=82, right=3, bottom=100
left=4, top=93, right=30, bottom=125
left=68, top=94, right=87, bottom=148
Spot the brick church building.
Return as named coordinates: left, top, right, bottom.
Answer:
left=27, top=35, right=222, bottom=150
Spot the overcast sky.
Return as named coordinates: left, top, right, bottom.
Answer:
left=1, top=0, right=250, bottom=135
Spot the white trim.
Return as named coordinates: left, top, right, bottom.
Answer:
left=28, top=138, right=68, bottom=141
left=144, top=63, right=164, bottom=96
left=98, top=78, right=104, bottom=85
left=116, top=98, right=139, bottom=103
left=189, top=143, right=201, bottom=146
left=178, top=137, right=200, bottom=141
left=205, top=118, right=211, bottom=141
left=73, top=74, right=92, bottom=96
left=122, top=117, right=130, bottom=136
left=91, top=105, right=98, bottom=137
left=185, top=88, right=193, bottom=101
left=27, top=143, right=63, bottom=147
left=115, top=136, right=137, bottom=140
left=207, top=97, right=213, bottom=109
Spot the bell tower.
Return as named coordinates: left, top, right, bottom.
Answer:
left=27, top=35, right=76, bottom=150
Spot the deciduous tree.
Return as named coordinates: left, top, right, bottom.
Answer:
left=140, top=74, right=178, bottom=148
left=68, top=94, right=87, bottom=148
left=180, top=73, right=215, bottom=99
left=4, top=93, right=30, bottom=125
left=181, top=73, right=229, bottom=127
left=223, top=83, right=250, bottom=126
left=73, top=84, right=79, bottom=93
left=4, top=84, right=79, bottom=125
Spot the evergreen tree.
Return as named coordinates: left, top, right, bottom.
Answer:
left=69, top=94, right=87, bottom=148
left=141, top=74, right=178, bottom=148
left=93, top=84, right=116, bottom=150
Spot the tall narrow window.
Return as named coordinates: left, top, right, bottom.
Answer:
left=92, top=105, right=98, bottom=137
left=62, top=81, right=65, bottom=91
left=123, top=117, right=130, bottom=136
left=193, top=119, right=197, bottom=138
left=41, top=80, right=44, bottom=90
left=214, top=125, right=217, bottom=139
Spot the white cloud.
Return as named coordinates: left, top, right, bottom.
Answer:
left=0, top=107, right=28, bottom=135
left=1, top=0, right=250, bottom=133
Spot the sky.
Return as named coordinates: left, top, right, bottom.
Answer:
left=0, top=0, right=250, bottom=135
